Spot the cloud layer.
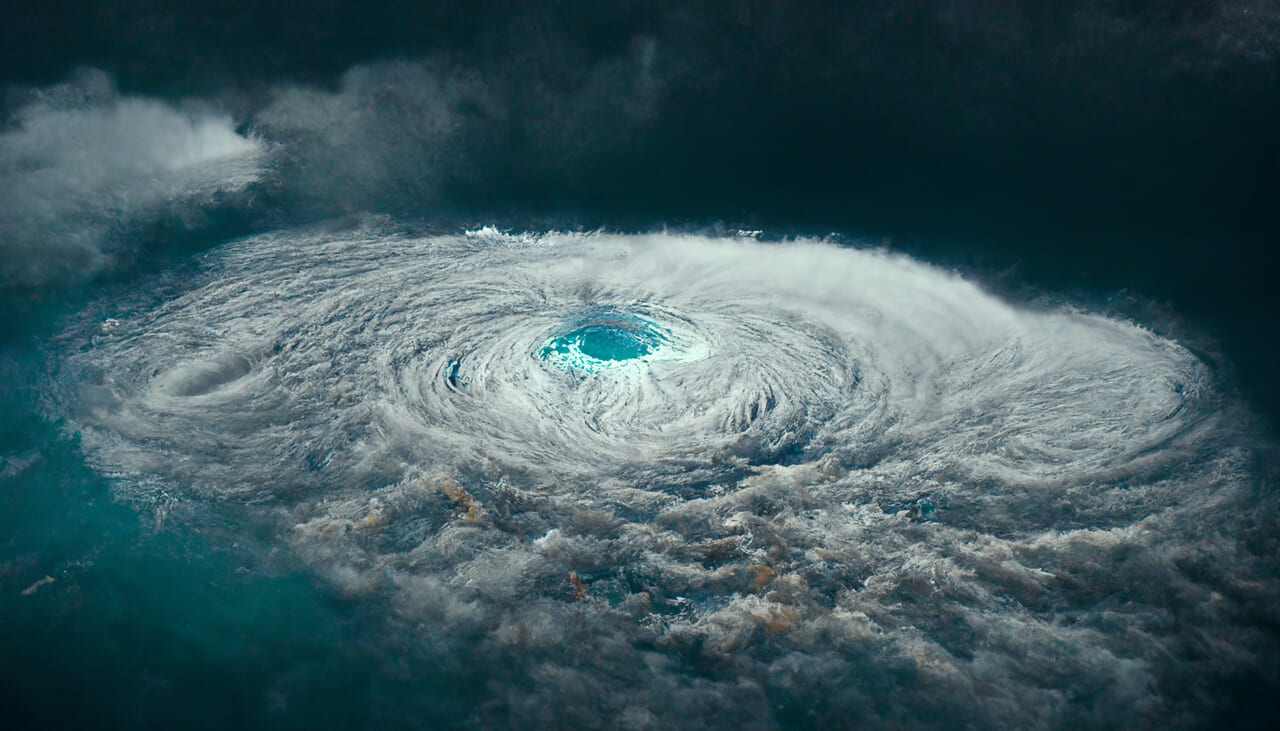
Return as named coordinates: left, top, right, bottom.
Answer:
left=53, top=225, right=1280, bottom=728
left=0, top=69, right=263, bottom=289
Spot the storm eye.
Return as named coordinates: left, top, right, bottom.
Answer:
left=537, top=311, right=669, bottom=373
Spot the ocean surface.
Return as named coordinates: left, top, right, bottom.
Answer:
left=2, top=3, right=1279, bottom=729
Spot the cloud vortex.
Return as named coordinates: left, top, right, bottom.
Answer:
left=55, top=223, right=1277, bottom=729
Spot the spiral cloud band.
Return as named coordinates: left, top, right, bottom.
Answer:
left=57, top=224, right=1277, bottom=728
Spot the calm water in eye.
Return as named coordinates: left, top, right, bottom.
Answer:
left=538, top=312, right=669, bottom=372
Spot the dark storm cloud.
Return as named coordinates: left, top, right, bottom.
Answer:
left=250, top=37, right=669, bottom=219
left=5, top=1, right=1278, bottom=234
left=6, top=1, right=1278, bottom=87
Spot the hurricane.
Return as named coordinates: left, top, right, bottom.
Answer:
left=5, top=3, right=1280, bottom=727
left=45, top=221, right=1275, bottom=728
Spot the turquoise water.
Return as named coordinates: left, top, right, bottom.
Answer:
left=537, top=311, right=669, bottom=372
left=0, top=315, right=467, bottom=729
left=0, top=428, right=469, bottom=728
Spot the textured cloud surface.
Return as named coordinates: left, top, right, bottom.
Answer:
left=0, top=70, right=262, bottom=289
left=53, top=225, right=1279, bottom=728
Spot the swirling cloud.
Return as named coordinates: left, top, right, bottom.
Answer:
left=53, top=224, right=1278, bottom=728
